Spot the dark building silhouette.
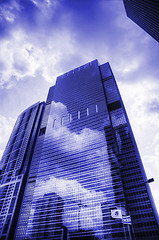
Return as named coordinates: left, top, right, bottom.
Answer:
left=123, top=0, right=159, bottom=42
left=0, top=60, right=159, bottom=239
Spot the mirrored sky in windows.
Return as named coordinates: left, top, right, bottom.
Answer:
left=0, top=0, right=159, bottom=212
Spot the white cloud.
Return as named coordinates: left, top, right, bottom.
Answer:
left=0, top=0, right=21, bottom=23
left=0, top=30, right=38, bottom=88
left=31, top=0, right=59, bottom=13
left=0, top=115, right=15, bottom=161
left=2, top=10, right=15, bottom=23
left=31, top=176, right=106, bottom=233
left=35, top=176, right=106, bottom=204
left=118, top=79, right=159, bottom=145
left=47, top=102, right=108, bottom=154
left=0, top=28, right=75, bottom=88
left=116, top=57, right=142, bottom=74
left=118, top=79, right=159, bottom=212
left=50, top=125, right=105, bottom=153
left=45, top=102, right=113, bottom=196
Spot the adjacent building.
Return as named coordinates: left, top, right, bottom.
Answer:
left=0, top=102, right=45, bottom=239
left=0, top=60, right=159, bottom=239
left=123, top=0, right=159, bottom=42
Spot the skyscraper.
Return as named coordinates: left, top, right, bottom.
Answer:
left=123, top=0, right=159, bottom=42
left=0, top=102, right=45, bottom=239
left=0, top=60, right=159, bottom=239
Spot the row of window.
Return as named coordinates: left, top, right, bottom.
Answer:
left=53, top=105, right=99, bottom=128
left=135, top=230, right=159, bottom=237
left=125, top=188, right=147, bottom=197
left=1, top=107, right=35, bottom=167
left=127, top=197, right=150, bottom=204
left=122, top=171, right=142, bottom=179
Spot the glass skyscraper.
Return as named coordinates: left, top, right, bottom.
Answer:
left=123, top=0, right=159, bottom=42
left=0, top=60, right=159, bottom=239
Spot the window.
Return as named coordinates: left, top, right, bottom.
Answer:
left=69, top=114, right=72, bottom=122
left=39, top=127, right=46, bottom=136
left=53, top=119, right=56, bottom=128
left=95, top=104, right=98, bottom=113
left=61, top=117, right=64, bottom=126
left=78, top=111, right=80, bottom=119
left=87, top=108, right=89, bottom=116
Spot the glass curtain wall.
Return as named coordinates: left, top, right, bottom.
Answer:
left=14, top=60, right=159, bottom=240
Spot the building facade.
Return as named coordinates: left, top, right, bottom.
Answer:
left=0, top=60, right=159, bottom=239
left=0, top=102, right=45, bottom=239
left=123, top=0, right=159, bottom=42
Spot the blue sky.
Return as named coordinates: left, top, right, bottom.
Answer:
left=0, top=0, right=159, bottom=212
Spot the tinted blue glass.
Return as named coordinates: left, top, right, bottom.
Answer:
left=15, top=60, right=120, bottom=239
left=14, top=61, right=159, bottom=240
left=0, top=102, right=44, bottom=239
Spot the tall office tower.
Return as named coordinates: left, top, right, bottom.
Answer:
left=0, top=60, right=159, bottom=239
left=0, top=102, right=45, bottom=239
left=123, top=0, right=159, bottom=42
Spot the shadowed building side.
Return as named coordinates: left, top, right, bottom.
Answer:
left=123, top=0, right=159, bottom=42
